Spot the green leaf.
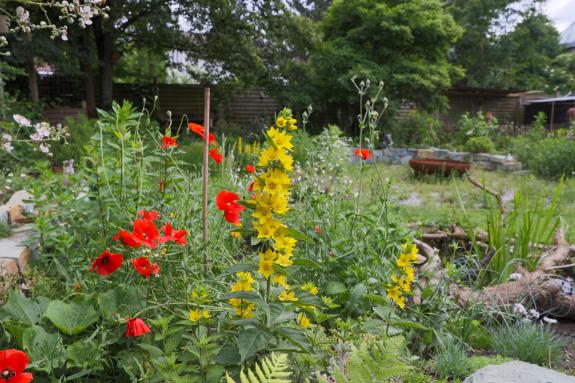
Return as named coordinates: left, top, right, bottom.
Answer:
left=219, top=263, right=256, bottom=277
left=392, top=320, right=430, bottom=331
left=66, top=340, right=102, bottom=370
left=139, top=344, right=164, bottom=358
left=224, top=291, right=261, bottom=301
left=285, top=227, right=313, bottom=243
left=23, top=325, right=65, bottom=373
left=292, top=258, right=321, bottom=269
left=45, top=299, right=100, bottom=335
left=237, top=328, right=273, bottom=362
left=0, top=290, right=48, bottom=325
left=236, top=200, right=256, bottom=210
left=325, top=281, right=347, bottom=295
left=214, top=346, right=241, bottom=365
left=98, top=286, right=147, bottom=319
left=275, top=326, right=312, bottom=352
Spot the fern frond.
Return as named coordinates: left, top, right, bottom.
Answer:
left=226, top=353, right=292, bottom=383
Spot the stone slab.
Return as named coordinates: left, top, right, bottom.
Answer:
left=464, top=361, right=575, bottom=383
left=0, top=190, right=34, bottom=225
left=0, top=259, right=19, bottom=275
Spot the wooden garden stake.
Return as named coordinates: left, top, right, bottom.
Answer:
left=202, top=88, right=211, bottom=275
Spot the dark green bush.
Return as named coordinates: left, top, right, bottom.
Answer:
left=464, top=136, right=495, bottom=153
left=389, top=111, right=443, bottom=147
left=513, top=137, right=575, bottom=178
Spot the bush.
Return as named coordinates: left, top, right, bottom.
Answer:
left=491, top=323, right=567, bottom=366
left=456, top=112, right=498, bottom=145
left=513, top=137, right=575, bottom=178
left=464, top=136, right=495, bottom=153
left=389, top=111, right=442, bottom=147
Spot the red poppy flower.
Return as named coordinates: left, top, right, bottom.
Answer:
left=161, top=135, right=178, bottom=149
left=125, top=318, right=151, bottom=337
left=112, top=230, right=141, bottom=248
left=248, top=181, right=255, bottom=192
left=138, top=210, right=159, bottom=221
left=354, top=148, right=372, bottom=160
left=89, top=250, right=124, bottom=276
left=188, top=123, right=216, bottom=144
left=159, top=222, right=187, bottom=245
left=131, top=218, right=160, bottom=248
left=245, top=164, right=256, bottom=173
left=131, top=256, right=160, bottom=278
left=209, top=148, right=223, bottom=164
left=0, top=349, right=33, bottom=383
left=215, top=191, right=245, bottom=225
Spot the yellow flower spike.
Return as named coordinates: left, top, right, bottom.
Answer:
left=275, top=252, right=293, bottom=268
left=297, top=312, right=311, bottom=329
left=237, top=137, right=243, bottom=155
left=278, top=290, right=298, bottom=302
left=386, top=286, right=406, bottom=309
left=267, top=127, right=294, bottom=151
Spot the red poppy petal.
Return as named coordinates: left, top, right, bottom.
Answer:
left=9, top=373, right=34, bottom=383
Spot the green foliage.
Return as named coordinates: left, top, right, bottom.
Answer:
left=464, top=136, right=495, bottom=153
left=457, top=112, right=498, bottom=143
left=313, top=0, right=463, bottom=117
left=449, top=1, right=561, bottom=89
left=466, top=355, right=513, bottom=372
left=226, top=353, right=291, bottom=383
left=514, top=137, right=575, bottom=178
left=50, top=114, right=95, bottom=164
left=546, top=53, right=575, bottom=93
left=0, top=222, right=11, bottom=238
left=390, top=111, right=442, bottom=148
left=433, top=338, right=470, bottom=379
left=318, top=336, right=411, bottom=383
left=491, top=323, right=568, bottom=366
left=45, top=298, right=100, bottom=335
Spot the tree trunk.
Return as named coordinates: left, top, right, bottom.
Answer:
left=80, top=28, right=97, bottom=117
left=26, top=59, right=39, bottom=103
left=94, top=17, right=114, bottom=108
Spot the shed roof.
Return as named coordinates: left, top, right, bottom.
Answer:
left=526, top=95, right=575, bottom=104
left=560, top=22, right=575, bottom=49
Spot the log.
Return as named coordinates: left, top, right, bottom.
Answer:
left=449, top=229, right=575, bottom=320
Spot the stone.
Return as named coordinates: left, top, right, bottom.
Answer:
left=464, top=361, right=575, bottom=383
left=0, top=190, right=34, bottom=225
left=0, top=259, right=19, bottom=275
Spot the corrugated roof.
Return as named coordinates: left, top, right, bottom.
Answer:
left=560, top=22, right=575, bottom=48
left=527, top=95, right=575, bottom=104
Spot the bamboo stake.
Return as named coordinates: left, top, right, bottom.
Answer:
left=202, top=88, right=211, bottom=275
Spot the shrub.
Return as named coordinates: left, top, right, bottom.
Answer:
left=456, top=112, right=498, bottom=145
left=513, top=137, right=575, bottom=178
left=433, top=338, right=470, bottom=379
left=491, top=323, right=567, bottom=366
left=464, top=136, right=495, bottom=153
left=389, top=111, right=442, bottom=147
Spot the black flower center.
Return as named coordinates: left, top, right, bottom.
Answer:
left=1, top=369, right=16, bottom=381
left=100, top=256, right=109, bottom=264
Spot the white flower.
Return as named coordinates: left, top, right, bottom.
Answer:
left=16, top=7, right=30, bottom=22
left=63, top=159, right=75, bottom=174
left=508, top=273, right=522, bottom=281
left=30, top=122, right=51, bottom=141
left=13, top=114, right=32, bottom=126
left=39, top=143, right=50, bottom=154
left=512, top=303, right=527, bottom=316
left=1, top=133, right=13, bottom=153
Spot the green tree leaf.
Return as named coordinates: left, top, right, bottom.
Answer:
left=45, top=299, right=100, bottom=335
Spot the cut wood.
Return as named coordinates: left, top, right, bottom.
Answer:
left=449, top=229, right=575, bottom=320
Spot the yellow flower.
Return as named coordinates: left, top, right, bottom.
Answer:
left=262, top=168, right=292, bottom=194
left=267, top=127, right=294, bottom=151
left=240, top=304, right=255, bottom=319
left=258, top=147, right=294, bottom=171
left=396, top=253, right=412, bottom=269
left=272, top=274, right=290, bottom=289
left=261, top=248, right=278, bottom=262
left=202, top=310, right=211, bottom=319
left=275, top=252, right=293, bottom=267
left=287, top=118, right=297, bottom=131
left=274, top=235, right=297, bottom=254
left=276, top=116, right=287, bottom=128
left=297, top=312, right=311, bottom=329
left=237, top=137, right=243, bottom=155
left=278, top=290, right=298, bottom=302
left=231, top=231, right=241, bottom=238
left=231, top=272, right=255, bottom=292
left=258, top=257, right=274, bottom=279
left=254, top=217, right=283, bottom=239
left=301, top=282, right=319, bottom=295
left=229, top=298, right=242, bottom=307
left=392, top=274, right=411, bottom=292
left=404, top=266, right=415, bottom=283
left=386, top=286, right=405, bottom=309
left=189, top=309, right=201, bottom=322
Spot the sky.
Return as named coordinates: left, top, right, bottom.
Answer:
left=544, top=0, right=575, bottom=32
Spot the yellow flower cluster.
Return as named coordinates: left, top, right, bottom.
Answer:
left=386, top=243, right=418, bottom=310
left=250, top=110, right=300, bottom=300
left=229, top=272, right=256, bottom=318
left=189, top=287, right=211, bottom=323
left=243, top=141, right=260, bottom=155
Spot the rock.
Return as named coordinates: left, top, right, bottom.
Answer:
left=0, top=224, right=34, bottom=276
left=464, top=361, right=575, bottom=383
left=0, top=190, right=34, bottom=225
left=0, top=259, right=19, bottom=275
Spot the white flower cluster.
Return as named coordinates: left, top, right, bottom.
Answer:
left=0, top=114, right=70, bottom=157
left=7, top=1, right=109, bottom=46
left=512, top=303, right=558, bottom=324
